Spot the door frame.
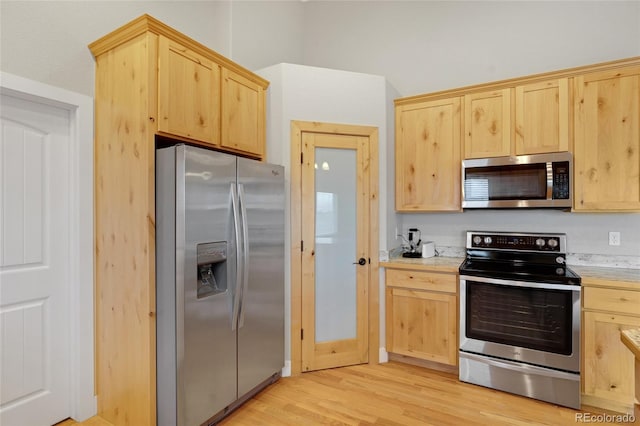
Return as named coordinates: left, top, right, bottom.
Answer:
left=0, top=72, right=96, bottom=420
left=290, top=120, right=379, bottom=375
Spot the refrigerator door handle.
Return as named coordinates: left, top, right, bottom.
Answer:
left=238, top=183, right=250, bottom=328
left=230, top=183, right=242, bottom=331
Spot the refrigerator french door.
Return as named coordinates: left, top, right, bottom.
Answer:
left=156, top=144, right=284, bottom=426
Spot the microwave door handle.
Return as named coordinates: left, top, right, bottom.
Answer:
left=546, top=161, right=553, bottom=200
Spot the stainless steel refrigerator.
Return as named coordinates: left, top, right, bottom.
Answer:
left=156, top=144, right=285, bottom=426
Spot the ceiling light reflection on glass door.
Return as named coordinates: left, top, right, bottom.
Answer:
left=314, top=161, right=331, bottom=171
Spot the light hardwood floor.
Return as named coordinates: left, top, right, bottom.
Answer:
left=221, top=362, right=624, bottom=426
left=58, top=361, right=627, bottom=426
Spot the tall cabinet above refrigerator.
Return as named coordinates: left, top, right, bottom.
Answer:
left=156, top=144, right=285, bottom=425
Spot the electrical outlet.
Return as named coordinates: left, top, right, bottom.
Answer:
left=608, top=231, right=621, bottom=246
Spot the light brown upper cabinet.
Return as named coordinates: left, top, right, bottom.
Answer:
left=514, top=78, right=570, bottom=155
left=574, top=66, right=640, bottom=211
left=158, top=35, right=221, bottom=144
left=395, top=96, right=462, bottom=211
left=98, top=16, right=268, bottom=160
left=464, top=89, right=511, bottom=158
left=221, top=68, right=266, bottom=158
left=464, top=79, right=570, bottom=159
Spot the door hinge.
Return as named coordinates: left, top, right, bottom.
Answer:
left=301, top=152, right=304, bottom=164
left=301, top=240, right=304, bottom=252
left=368, top=257, right=371, bottom=264
left=301, top=329, right=304, bottom=340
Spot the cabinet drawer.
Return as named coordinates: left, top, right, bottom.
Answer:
left=386, top=269, right=456, bottom=293
left=583, top=287, right=640, bottom=315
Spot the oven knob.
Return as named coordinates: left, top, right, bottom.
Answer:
left=556, top=256, right=565, bottom=264
left=548, top=239, right=558, bottom=248
left=473, top=236, right=482, bottom=245
left=535, top=238, right=546, bottom=247
left=484, top=236, right=492, bottom=245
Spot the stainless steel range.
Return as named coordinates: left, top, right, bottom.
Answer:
left=458, top=231, right=582, bottom=409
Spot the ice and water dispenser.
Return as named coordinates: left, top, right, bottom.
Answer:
left=196, top=242, right=227, bottom=298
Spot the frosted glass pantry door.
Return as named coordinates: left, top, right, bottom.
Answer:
left=301, top=132, right=369, bottom=372
left=314, top=147, right=357, bottom=342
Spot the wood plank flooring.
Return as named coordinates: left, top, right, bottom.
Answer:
left=55, top=417, right=112, bottom=426
left=221, top=362, right=626, bottom=425
left=58, top=361, right=629, bottom=425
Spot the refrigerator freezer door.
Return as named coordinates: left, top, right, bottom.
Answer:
left=156, top=145, right=239, bottom=426
left=236, top=158, right=285, bottom=397
left=182, top=146, right=238, bottom=426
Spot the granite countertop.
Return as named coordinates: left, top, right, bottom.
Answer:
left=621, top=329, right=640, bottom=360
left=380, top=256, right=640, bottom=286
left=569, top=265, right=640, bottom=288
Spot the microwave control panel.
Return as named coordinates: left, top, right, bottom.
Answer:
left=552, top=162, right=570, bottom=199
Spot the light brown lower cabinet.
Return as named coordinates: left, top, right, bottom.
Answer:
left=385, top=268, right=458, bottom=366
left=583, top=283, right=640, bottom=414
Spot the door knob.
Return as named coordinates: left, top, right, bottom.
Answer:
left=353, top=257, right=367, bottom=266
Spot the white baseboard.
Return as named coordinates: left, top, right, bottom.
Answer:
left=379, top=347, right=389, bottom=363
left=281, top=360, right=292, bottom=377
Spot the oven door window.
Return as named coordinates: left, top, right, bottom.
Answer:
left=466, top=281, right=573, bottom=355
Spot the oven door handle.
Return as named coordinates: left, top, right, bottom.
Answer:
left=460, top=351, right=580, bottom=381
left=459, top=275, right=581, bottom=292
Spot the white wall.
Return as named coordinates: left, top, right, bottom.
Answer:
left=397, top=211, right=640, bottom=263
left=230, top=1, right=305, bottom=71
left=0, top=1, right=234, bottom=96
left=2, top=2, right=638, bottom=98
left=0, top=1, right=306, bottom=97
left=301, top=1, right=640, bottom=97
left=256, top=63, right=391, bottom=363
left=385, top=81, right=401, bottom=248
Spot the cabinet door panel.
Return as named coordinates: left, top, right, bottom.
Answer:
left=158, top=36, right=220, bottom=144
left=583, top=311, right=640, bottom=411
left=221, top=69, right=265, bottom=158
left=464, top=89, right=511, bottom=158
left=515, top=78, right=570, bottom=155
left=395, top=97, right=461, bottom=211
left=574, top=66, right=640, bottom=211
left=388, top=287, right=457, bottom=366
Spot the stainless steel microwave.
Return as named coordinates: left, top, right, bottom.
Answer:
left=462, top=152, right=572, bottom=209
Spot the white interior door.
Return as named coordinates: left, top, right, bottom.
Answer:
left=0, top=93, right=71, bottom=425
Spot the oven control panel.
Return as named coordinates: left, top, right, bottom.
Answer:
left=468, top=232, right=566, bottom=253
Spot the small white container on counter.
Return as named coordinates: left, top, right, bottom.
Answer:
left=421, top=242, right=435, bottom=258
